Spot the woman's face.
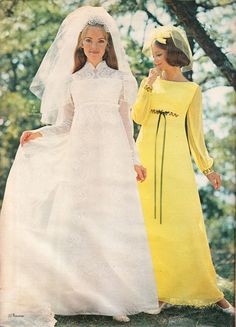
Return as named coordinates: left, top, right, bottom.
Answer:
left=151, top=44, right=168, bottom=71
left=81, top=26, right=108, bottom=65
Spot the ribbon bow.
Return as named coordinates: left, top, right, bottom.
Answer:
left=143, top=26, right=172, bottom=52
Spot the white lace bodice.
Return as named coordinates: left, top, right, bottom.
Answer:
left=37, top=61, right=140, bottom=164
left=73, top=60, right=121, bottom=80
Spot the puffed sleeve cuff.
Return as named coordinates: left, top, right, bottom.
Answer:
left=199, top=158, right=214, bottom=174
left=202, top=164, right=215, bottom=176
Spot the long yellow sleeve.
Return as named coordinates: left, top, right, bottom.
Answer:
left=187, top=86, right=213, bottom=173
left=132, top=78, right=152, bottom=125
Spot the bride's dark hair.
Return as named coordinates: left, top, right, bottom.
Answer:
left=73, top=23, right=118, bottom=73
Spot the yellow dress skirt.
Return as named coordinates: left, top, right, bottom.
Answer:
left=132, top=77, right=224, bottom=306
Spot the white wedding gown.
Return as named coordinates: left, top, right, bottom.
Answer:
left=0, top=61, right=158, bottom=327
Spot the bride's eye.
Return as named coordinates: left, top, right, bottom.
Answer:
left=84, top=38, right=92, bottom=44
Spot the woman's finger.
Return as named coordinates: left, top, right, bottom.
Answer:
left=214, top=178, right=218, bottom=189
left=208, top=173, right=221, bottom=190
left=138, top=168, right=145, bottom=181
left=143, top=167, right=147, bottom=179
left=215, top=175, right=221, bottom=189
left=20, top=135, right=26, bottom=145
left=140, top=167, right=146, bottom=181
left=20, top=132, right=31, bottom=145
left=134, top=165, right=147, bottom=182
left=21, top=135, right=28, bottom=145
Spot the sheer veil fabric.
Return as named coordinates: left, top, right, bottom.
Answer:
left=142, top=25, right=193, bottom=72
left=30, top=6, right=138, bottom=125
left=0, top=6, right=158, bottom=327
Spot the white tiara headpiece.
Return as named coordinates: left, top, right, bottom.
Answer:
left=87, top=16, right=109, bottom=32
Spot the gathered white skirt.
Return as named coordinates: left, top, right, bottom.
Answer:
left=0, top=113, right=158, bottom=326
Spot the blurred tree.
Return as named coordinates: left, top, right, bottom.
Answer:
left=165, top=0, right=236, bottom=89
left=199, top=90, right=236, bottom=253
left=0, top=0, right=67, bottom=204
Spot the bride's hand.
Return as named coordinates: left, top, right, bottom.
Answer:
left=207, top=171, right=221, bottom=190
left=134, top=165, right=147, bottom=182
left=20, top=131, right=42, bottom=146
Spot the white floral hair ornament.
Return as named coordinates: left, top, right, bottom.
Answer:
left=143, top=25, right=193, bottom=72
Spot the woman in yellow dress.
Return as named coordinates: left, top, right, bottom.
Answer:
left=132, top=25, right=234, bottom=314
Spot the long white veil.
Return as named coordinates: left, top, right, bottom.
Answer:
left=30, top=6, right=137, bottom=125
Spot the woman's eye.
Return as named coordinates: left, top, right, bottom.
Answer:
left=98, top=40, right=105, bottom=44
left=84, top=39, right=92, bottom=43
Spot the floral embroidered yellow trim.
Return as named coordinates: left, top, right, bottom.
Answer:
left=203, top=167, right=214, bottom=176
left=143, top=84, right=153, bottom=92
left=151, top=109, right=179, bottom=117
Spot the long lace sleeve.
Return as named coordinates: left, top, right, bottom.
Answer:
left=131, top=78, right=152, bottom=125
left=37, top=82, right=74, bottom=137
left=119, top=87, right=141, bottom=165
left=187, top=85, right=213, bottom=173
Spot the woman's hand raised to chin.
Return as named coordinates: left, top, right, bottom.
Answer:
left=207, top=171, right=222, bottom=190
left=20, top=131, right=43, bottom=146
left=134, top=165, right=147, bottom=182
left=146, top=67, right=161, bottom=87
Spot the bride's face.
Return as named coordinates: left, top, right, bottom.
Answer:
left=82, top=26, right=108, bottom=65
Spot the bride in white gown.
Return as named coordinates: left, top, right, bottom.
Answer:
left=0, top=6, right=158, bottom=327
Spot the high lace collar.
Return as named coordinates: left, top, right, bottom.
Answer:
left=84, top=60, right=108, bottom=72
left=73, top=60, right=120, bottom=80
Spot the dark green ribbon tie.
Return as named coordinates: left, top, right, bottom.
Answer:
left=151, top=109, right=179, bottom=224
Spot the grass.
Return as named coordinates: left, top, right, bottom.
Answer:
left=55, top=304, right=235, bottom=327
left=55, top=276, right=235, bottom=327
left=54, top=248, right=235, bottom=327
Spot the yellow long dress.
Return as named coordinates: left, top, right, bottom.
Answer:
left=132, top=77, right=224, bottom=306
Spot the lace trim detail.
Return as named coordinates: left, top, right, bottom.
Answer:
left=73, top=61, right=122, bottom=80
